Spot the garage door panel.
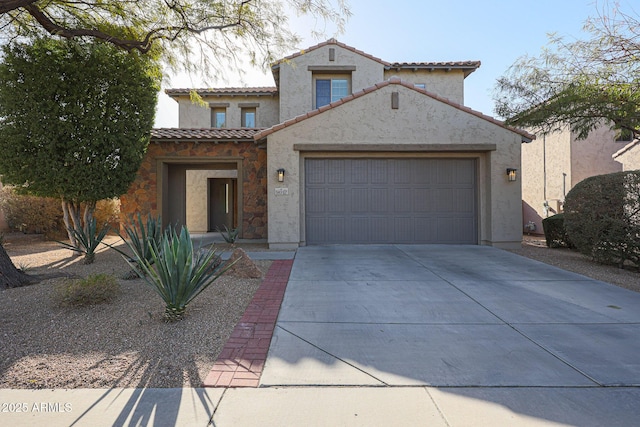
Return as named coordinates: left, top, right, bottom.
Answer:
left=327, top=188, right=346, bottom=213
left=394, top=160, right=412, bottom=184
left=414, top=217, right=436, bottom=241
left=370, top=188, right=389, bottom=213
left=305, top=158, right=477, bottom=244
left=455, top=188, right=476, bottom=212
left=455, top=160, right=475, bottom=184
left=326, top=217, right=347, bottom=243
left=413, top=188, right=432, bottom=212
left=371, top=160, right=389, bottom=184
left=394, top=188, right=413, bottom=212
left=351, top=159, right=369, bottom=184
left=306, top=188, right=326, bottom=213
left=350, top=188, right=369, bottom=213
left=306, top=160, right=326, bottom=184
left=327, top=159, right=346, bottom=184
left=393, top=216, right=414, bottom=242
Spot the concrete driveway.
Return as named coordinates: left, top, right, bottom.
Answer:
left=261, top=244, right=640, bottom=387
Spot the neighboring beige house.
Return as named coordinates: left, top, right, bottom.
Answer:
left=521, top=125, right=632, bottom=234
left=122, top=39, right=533, bottom=249
left=613, top=139, right=640, bottom=171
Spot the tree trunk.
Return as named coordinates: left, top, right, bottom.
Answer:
left=61, top=199, right=82, bottom=249
left=0, top=244, right=33, bottom=289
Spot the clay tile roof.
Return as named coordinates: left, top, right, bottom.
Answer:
left=386, top=61, right=481, bottom=78
left=151, top=128, right=265, bottom=141
left=165, top=87, right=278, bottom=97
left=254, top=78, right=534, bottom=142
left=273, top=38, right=386, bottom=66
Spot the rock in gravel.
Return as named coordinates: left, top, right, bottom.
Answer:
left=224, top=248, right=263, bottom=278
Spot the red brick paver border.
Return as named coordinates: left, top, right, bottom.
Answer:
left=203, top=259, right=293, bottom=387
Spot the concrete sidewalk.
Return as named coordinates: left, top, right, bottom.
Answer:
left=2, top=385, right=640, bottom=426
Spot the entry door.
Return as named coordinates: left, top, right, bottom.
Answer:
left=208, top=178, right=236, bottom=231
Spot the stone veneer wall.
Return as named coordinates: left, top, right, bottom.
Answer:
left=120, top=141, right=267, bottom=239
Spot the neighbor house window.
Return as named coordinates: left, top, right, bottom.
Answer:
left=211, top=107, right=226, bottom=128
left=314, top=77, right=350, bottom=108
left=241, top=107, right=256, bottom=127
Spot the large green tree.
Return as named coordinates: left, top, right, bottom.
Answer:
left=0, top=37, right=160, bottom=244
left=493, top=2, right=639, bottom=139
left=0, top=0, right=350, bottom=77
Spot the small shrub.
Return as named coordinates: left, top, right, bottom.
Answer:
left=54, top=274, right=120, bottom=307
left=0, top=187, right=119, bottom=240
left=564, top=171, right=640, bottom=268
left=0, top=186, right=63, bottom=237
left=542, top=213, right=573, bottom=248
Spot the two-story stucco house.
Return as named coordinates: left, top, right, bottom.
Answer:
left=121, top=39, right=533, bottom=249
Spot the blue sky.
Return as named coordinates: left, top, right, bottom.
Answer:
left=155, top=0, right=635, bottom=127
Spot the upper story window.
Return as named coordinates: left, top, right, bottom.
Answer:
left=241, top=107, right=256, bottom=127
left=211, top=107, right=226, bottom=128
left=314, top=76, right=350, bottom=109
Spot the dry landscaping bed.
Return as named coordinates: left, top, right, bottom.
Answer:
left=0, top=233, right=270, bottom=389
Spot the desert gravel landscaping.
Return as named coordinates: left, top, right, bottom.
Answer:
left=1, top=233, right=638, bottom=389
left=0, top=233, right=270, bottom=389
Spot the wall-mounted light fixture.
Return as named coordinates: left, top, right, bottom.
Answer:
left=277, top=168, right=285, bottom=182
left=506, top=168, right=517, bottom=182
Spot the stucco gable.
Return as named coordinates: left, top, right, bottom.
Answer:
left=273, top=38, right=386, bottom=67
left=254, top=77, right=534, bottom=142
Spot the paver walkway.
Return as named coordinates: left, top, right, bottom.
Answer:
left=203, top=259, right=293, bottom=387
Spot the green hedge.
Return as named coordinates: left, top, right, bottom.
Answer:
left=564, top=171, right=640, bottom=268
left=542, top=213, right=573, bottom=248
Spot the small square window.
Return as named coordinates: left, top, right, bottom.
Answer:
left=211, top=108, right=226, bottom=128
left=241, top=108, right=256, bottom=127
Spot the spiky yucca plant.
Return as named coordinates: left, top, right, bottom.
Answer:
left=109, top=213, right=163, bottom=278
left=130, top=226, right=234, bottom=321
left=216, top=224, right=239, bottom=244
left=58, top=217, right=110, bottom=264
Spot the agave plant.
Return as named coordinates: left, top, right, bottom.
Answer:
left=109, top=213, right=163, bottom=278
left=130, top=226, right=235, bottom=321
left=58, top=217, right=110, bottom=264
left=216, top=224, right=239, bottom=244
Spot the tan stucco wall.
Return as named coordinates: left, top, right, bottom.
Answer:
left=521, top=129, right=571, bottom=234
left=277, top=44, right=385, bottom=122
left=266, top=83, right=523, bottom=249
left=185, top=169, right=238, bottom=232
left=522, top=125, right=623, bottom=234
left=383, top=69, right=465, bottom=104
left=175, top=96, right=279, bottom=128
left=570, top=126, right=623, bottom=186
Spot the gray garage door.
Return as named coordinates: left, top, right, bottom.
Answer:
left=305, top=158, right=477, bottom=244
